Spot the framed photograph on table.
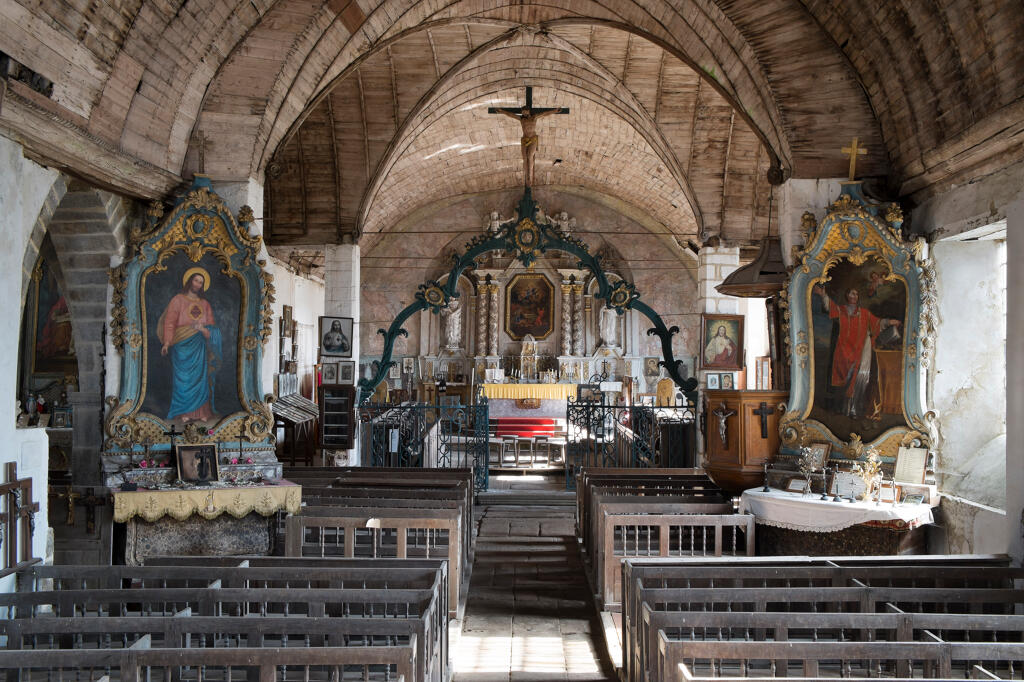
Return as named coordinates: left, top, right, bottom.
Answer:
left=720, top=373, right=734, bottom=390
left=805, top=442, right=831, bottom=470
left=878, top=481, right=901, bottom=504
left=700, top=314, right=744, bottom=370
left=829, top=470, right=867, bottom=500
left=175, top=443, right=219, bottom=483
left=785, top=477, right=808, bottom=493
left=901, top=492, right=925, bottom=505
left=319, top=316, right=353, bottom=358
left=706, top=373, right=720, bottom=390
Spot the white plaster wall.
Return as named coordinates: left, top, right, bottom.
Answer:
left=264, top=258, right=325, bottom=393
left=1006, top=198, right=1024, bottom=564
left=0, top=134, right=55, bottom=591
left=932, top=240, right=1006, bottom=509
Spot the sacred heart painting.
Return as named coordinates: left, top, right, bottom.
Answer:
left=505, top=273, right=554, bottom=340
left=809, top=255, right=907, bottom=443
left=140, top=252, right=244, bottom=426
left=700, top=314, right=743, bottom=370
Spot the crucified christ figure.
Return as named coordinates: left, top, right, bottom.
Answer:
left=489, top=86, right=569, bottom=188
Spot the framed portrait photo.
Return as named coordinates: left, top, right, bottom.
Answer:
left=319, top=316, right=353, bottom=358
left=701, top=314, right=744, bottom=370
left=338, top=361, right=355, bottom=385
left=175, top=443, right=219, bottom=484
left=51, top=407, right=71, bottom=428
left=321, top=362, right=339, bottom=384
left=403, top=357, right=415, bottom=375
left=706, top=373, right=720, bottom=390
left=643, top=357, right=660, bottom=377
left=719, top=373, right=734, bottom=390
left=785, top=477, right=808, bottom=493
left=389, top=363, right=401, bottom=380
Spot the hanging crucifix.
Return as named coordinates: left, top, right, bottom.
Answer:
left=489, top=86, right=569, bottom=188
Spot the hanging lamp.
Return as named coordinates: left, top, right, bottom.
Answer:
left=716, top=187, right=786, bottom=298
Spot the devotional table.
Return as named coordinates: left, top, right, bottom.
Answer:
left=112, top=480, right=301, bottom=564
left=740, top=487, right=935, bottom=556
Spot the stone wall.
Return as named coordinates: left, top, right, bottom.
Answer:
left=0, top=134, right=56, bottom=589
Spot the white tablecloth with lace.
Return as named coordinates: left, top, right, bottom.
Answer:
left=739, top=487, right=933, bottom=533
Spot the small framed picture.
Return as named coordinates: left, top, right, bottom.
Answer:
left=894, top=446, right=928, bottom=484
left=805, top=442, right=831, bottom=470
left=403, top=357, right=415, bottom=375
left=785, top=477, right=808, bottom=493
left=338, top=361, right=355, bottom=385
left=706, top=373, right=720, bottom=390
left=830, top=470, right=867, bottom=499
left=51, top=407, right=72, bottom=428
left=389, top=363, right=401, bottom=380
left=175, top=443, right=219, bottom=483
left=319, top=316, right=353, bottom=358
left=901, top=492, right=925, bottom=505
left=578, top=384, right=602, bottom=402
left=643, top=357, right=660, bottom=377
left=700, top=313, right=744, bottom=370
left=878, top=481, right=901, bottom=504
left=321, top=362, right=339, bottom=384
left=720, top=373, right=734, bottom=390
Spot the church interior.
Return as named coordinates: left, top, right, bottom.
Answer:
left=1, top=0, right=1023, bottom=679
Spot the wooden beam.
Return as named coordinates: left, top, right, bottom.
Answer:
left=325, top=93, right=343, bottom=235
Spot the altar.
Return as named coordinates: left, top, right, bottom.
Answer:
left=113, top=481, right=301, bottom=564
left=740, top=488, right=934, bottom=556
left=481, top=383, right=578, bottom=401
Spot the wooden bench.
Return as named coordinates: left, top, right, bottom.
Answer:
left=619, top=556, right=1019, bottom=682
left=9, top=559, right=450, bottom=682
left=286, top=506, right=463, bottom=616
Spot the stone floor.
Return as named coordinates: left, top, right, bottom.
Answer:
left=453, top=490, right=615, bottom=681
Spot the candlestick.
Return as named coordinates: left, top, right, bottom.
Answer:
left=761, top=462, right=770, bottom=492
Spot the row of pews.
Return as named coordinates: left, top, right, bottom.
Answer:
left=0, top=467, right=474, bottom=681
left=621, top=555, right=1024, bottom=681
left=575, top=467, right=755, bottom=610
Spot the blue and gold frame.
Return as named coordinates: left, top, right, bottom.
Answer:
left=105, top=176, right=275, bottom=453
left=779, top=182, right=936, bottom=460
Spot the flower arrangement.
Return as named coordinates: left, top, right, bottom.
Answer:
left=851, top=448, right=882, bottom=502
left=797, top=446, right=819, bottom=494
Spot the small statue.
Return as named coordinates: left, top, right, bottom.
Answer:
left=485, top=211, right=503, bottom=234
left=552, top=211, right=576, bottom=234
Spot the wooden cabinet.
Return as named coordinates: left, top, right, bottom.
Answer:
left=318, top=385, right=355, bottom=450
left=703, top=390, right=787, bottom=494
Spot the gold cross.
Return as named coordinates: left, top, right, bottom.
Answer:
left=841, top=137, right=867, bottom=181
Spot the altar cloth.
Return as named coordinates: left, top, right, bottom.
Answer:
left=482, top=383, right=578, bottom=401
left=740, top=487, right=933, bottom=533
left=113, top=480, right=301, bottom=522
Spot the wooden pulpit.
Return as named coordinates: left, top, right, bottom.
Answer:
left=703, top=389, right=787, bottom=494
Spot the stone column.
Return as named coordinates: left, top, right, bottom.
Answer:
left=475, top=290, right=488, bottom=357
left=487, top=283, right=500, bottom=357
left=324, top=243, right=360, bottom=464
left=560, top=283, right=573, bottom=356
left=1007, top=198, right=1024, bottom=563
left=572, top=284, right=584, bottom=355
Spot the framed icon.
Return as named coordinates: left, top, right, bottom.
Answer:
left=319, top=316, right=353, bottom=358
left=321, top=362, right=339, bottom=384
left=338, top=361, right=356, bottom=385
left=175, top=443, right=219, bottom=483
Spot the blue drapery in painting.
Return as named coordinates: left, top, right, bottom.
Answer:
left=166, top=326, right=223, bottom=420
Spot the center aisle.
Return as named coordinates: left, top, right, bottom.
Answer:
left=453, top=491, right=616, bottom=681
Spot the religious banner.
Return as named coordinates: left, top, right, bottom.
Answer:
left=505, top=273, right=554, bottom=340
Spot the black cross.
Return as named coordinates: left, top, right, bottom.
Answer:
left=163, top=424, right=182, bottom=449
left=486, top=86, right=569, bottom=118
left=752, top=402, right=776, bottom=439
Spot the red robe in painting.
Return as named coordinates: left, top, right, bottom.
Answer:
left=826, top=300, right=882, bottom=397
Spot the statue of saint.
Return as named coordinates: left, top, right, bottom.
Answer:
left=598, top=306, right=620, bottom=348
left=441, top=299, right=463, bottom=350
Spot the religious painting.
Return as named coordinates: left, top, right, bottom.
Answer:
left=321, top=363, right=338, bottom=384
left=643, top=357, right=660, bottom=377
left=505, top=273, right=554, bottom=340
left=720, top=373, right=734, bottom=390
left=28, top=245, right=77, bottom=376
left=809, top=255, right=906, bottom=444
left=700, top=314, right=743, bottom=370
left=175, top=443, right=219, bottom=483
left=706, top=373, right=720, bottom=390
left=403, top=357, right=415, bottom=375
left=141, top=253, right=243, bottom=425
left=338, top=361, right=355, bottom=385
left=781, top=184, right=932, bottom=460
left=319, top=316, right=353, bottom=358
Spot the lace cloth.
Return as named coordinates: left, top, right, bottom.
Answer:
left=739, top=488, right=934, bottom=533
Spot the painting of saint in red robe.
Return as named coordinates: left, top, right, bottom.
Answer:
left=30, top=251, right=78, bottom=375
left=810, top=257, right=906, bottom=442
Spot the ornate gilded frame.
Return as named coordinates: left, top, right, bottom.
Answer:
left=505, top=272, right=555, bottom=340
left=105, top=176, right=275, bottom=452
left=779, top=183, right=936, bottom=460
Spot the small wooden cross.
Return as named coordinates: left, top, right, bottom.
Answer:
left=841, top=137, right=867, bottom=181
left=163, top=424, right=182, bottom=449
left=77, top=488, right=107, bottom=535
left=752, top=402, right=776, bottom=439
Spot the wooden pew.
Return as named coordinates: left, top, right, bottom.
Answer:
left=286, top=506, right=463, bottom=616
left=10, top=559, right=450, bottom=682
left=619, top=556, right=1019, bottom=682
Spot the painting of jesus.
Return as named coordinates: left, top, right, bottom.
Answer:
left=505, top=273, right=554, bottom=340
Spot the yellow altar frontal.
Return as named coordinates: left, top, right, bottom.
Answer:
left=481, top=383, right=577, bottom=401
left=113, top=481, right=301, bottom=523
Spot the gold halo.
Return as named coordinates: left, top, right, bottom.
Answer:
left=182, top=267, right=211, bottom=291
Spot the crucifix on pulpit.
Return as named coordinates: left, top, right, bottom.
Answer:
left=489, top=86, right=570, bottom=187
left=752, top=401, right=776, bottom=439
left=712, top=402, right=736, bottom=448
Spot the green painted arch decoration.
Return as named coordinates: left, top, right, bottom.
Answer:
left=357, top=188, right=699, bottom=404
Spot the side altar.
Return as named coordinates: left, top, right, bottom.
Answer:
left=103, top=176, right=285, bottom=561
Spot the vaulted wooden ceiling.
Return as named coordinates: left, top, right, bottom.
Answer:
left=1, top=0, right=1021, bottom=240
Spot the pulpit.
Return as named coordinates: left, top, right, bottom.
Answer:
left=703, top=389, right=787, bottom=494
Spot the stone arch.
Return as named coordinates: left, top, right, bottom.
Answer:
left=40, top=184, right=129, bottom=484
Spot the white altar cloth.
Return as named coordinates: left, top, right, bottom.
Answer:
left=739, top=487, right=934, bottom=533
